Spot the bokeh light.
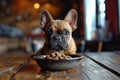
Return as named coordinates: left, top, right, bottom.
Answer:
left=34, top=3, right=40, bottom=9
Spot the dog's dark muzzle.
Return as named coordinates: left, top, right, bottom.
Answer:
left=49, top=34, right=68, bottom=51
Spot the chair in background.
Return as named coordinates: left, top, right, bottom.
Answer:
left=77, top=40, right=103, bottom=52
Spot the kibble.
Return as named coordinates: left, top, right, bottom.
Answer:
left=45, top=51, right=72, bottom=60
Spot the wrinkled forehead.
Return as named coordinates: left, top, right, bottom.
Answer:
left=47, top=20, right=72, bottom=31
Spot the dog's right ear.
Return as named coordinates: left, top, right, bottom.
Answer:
left=39, top=10, right=53, bottom=30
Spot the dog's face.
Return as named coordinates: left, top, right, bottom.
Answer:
left=45, top=20, right=72, bottom=51
left=39, top=9, right=78, bottom=51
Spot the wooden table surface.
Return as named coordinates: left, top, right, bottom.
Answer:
left=0, top=52, right=120, bottom=80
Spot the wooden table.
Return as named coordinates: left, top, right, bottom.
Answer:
left=0, top=52, right=120, bottom=80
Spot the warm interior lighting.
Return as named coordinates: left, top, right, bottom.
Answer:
left=43, top=3, right=51, bottom=9
left=34, top=3, right=40, bottom=9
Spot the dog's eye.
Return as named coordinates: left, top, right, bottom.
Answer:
left=62, top=30, right=69, bottom=35
left=47, top=28, right=53, bottom=36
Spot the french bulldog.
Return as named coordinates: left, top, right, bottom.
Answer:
left=37, top=9, right=78, bottom=55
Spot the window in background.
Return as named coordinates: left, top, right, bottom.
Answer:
left=84, top=0, right=106, bottom=41
left=84, top=0, right=96, bottom=40
left=118, top=0, right=120, bottom=32
left=97, top=0, right=106, bottom=28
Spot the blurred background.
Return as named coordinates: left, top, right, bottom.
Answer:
left=0, top=0, right=120, bottom=53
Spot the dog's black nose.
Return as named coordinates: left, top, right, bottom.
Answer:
left=53, top=35, right=61, bottom=41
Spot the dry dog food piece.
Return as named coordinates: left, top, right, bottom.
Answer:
left=45, top=51, right=72, bottom=60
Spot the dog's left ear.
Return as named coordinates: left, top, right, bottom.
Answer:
left=64, top=9, right=78, bottom=31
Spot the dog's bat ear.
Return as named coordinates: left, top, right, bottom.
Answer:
left=64, top=9, right=78, bottom=31
left=39, top=10, right=53, bottom=30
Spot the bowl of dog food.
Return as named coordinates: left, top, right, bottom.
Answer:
left=33, top=51, right=83, bottom=71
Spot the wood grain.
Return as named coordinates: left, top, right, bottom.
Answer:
left=85, top=52, right=120, bottom=75
left=0, top=53, right=29, bottom=80
left=0, top=52, right=119, bottom=80
left=11, top=56, right=120, bottom=80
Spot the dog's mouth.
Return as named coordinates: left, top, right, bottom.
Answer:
left=50, top=41, right=68, bottom=51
